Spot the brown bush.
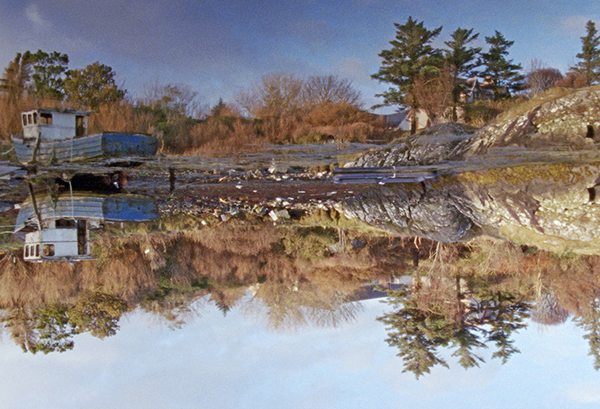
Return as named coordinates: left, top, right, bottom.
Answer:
left=88, top=102, right=154, bottom=135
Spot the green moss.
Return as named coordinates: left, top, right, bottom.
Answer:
left=495, top=85, right=600, bottom=124
left=281, top=226, right=339, bottom=260
left=458, top=163, right=577, bottom=185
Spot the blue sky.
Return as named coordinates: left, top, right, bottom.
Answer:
left=0, top=0, right=599, bottom=113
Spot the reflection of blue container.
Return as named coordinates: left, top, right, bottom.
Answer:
left=103, top=195, right=159, bottom=222
left=14, top=193, right=159, bottom=238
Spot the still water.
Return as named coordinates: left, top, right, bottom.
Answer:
left=1, top=296, right=597, bottom=409
left=2, top=148, right=600, bottom=408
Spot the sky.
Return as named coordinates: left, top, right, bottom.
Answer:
left=2, top=297, right=600, bottom=409
left=0, top=0, right=599, bottom=114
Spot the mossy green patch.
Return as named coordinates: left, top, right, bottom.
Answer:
left=458, top=162, right=578, bottom=185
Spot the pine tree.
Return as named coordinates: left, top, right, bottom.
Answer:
left=480, top=31, right=525, bottom=99
left=372, top=17, right=442, bottom=133
left=29, top=50, right=69, bottom=100
left=571, top=20, right=600, bottom=85
left=64, top=62, right=126, bottom=109
left=443, top=27, right=482, bottom=120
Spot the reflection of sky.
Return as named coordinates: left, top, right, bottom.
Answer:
left=2, top=298, right=600, bottom=409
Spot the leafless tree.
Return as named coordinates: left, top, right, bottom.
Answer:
left=525, top=59, right=563, bottom=96
left=237, top=73, right=304, bottom=118
left=303, top=75, right=362, bottom=108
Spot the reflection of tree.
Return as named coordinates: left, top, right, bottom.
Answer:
left=378, top=286, right=452, bottom=377
left=1, top=305, right=75, bottom=354
left=531, top=272, right=569, bottom=326
left=574, top=294, right=600, bottom=370
left=247, top=281, right=363, bottom=330
left=378, top=282, right=530, bottom=378
left=68, top=290, right=128, bottom=338
left=0, top=290, right=127, bottom=354
left=478, top=290, right=530, bottom=364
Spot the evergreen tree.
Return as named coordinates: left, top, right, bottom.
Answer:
left=479, top=31, right=525, bottom=99
left=443, top=27, right=482, bottom=120
left=29, top=50, right=69, bottom=100
left=64, top=62, right=126, bottom=109
left=571, top=20, right=600, bottom=85
left=372, top=17, right=442, bottom=133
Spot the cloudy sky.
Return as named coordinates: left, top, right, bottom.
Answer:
left=0, top=0, right=598, bottom=113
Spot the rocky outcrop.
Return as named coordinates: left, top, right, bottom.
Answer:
left=346, top=122, right=477, bottom=167
left=348, top=86, right=600, bottom=167
left=466, top=86, right=600, bottom=154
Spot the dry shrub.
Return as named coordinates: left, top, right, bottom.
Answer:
left=185, top=117, right=268, bottom=155
left=79, top=246, right=157, bottom=300
left=554, top=72, right=587, bottom=88
left=186, top=224, right=279, bottom=256
left=88, top=102, right=154, bottom=134
left=0, top=252, right=77, bottom=307
left=303, top=102, right=371, bottom=126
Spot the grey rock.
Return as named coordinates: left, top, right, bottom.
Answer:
left=346, top=122, right=477, bottom=167
left=341, top=162, right=600, bottom=254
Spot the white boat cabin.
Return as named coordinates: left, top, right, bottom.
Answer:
left=21, top=108, right=90, bottom=141
left=23, top=218, right=92, bottom=262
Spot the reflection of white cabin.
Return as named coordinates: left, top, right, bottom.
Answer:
left=23, top=219, right=91, bottom=262
left=21, top=108, right=89, bottom=141
left=15, top=192, right=159, bottom=262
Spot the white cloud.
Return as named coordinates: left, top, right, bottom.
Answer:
left=560, top=15, right=600, bottom=34
left=25, top=3, right=51, bottom=29
left=566, top=381, right=600, bottom=404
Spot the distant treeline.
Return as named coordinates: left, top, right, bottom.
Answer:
left=1, top=18, right=598, bottom=152
left=0, top=51, right=393, bottom=154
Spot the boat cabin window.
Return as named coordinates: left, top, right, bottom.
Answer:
left=40, top=112, right=53, bottom=125
left=56, top=219, right=76, bottom=228
left=42, top=244, right=55, bottom=257
left=22, top=112, right=40, bottom=126
left=76, top=115, right=86, bottom=137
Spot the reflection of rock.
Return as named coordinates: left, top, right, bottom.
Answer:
left=343, top=184, right=473, bottom=242
left=342, top=163, right=600, bottom=253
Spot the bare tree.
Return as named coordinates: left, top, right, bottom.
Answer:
left=141, top=81, right=203, bottom=118
left=237, top=73, right=304, bottom=118
left=303, top=75, right=362, bottom=108
left=525, top=59, right=563, bottom=96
